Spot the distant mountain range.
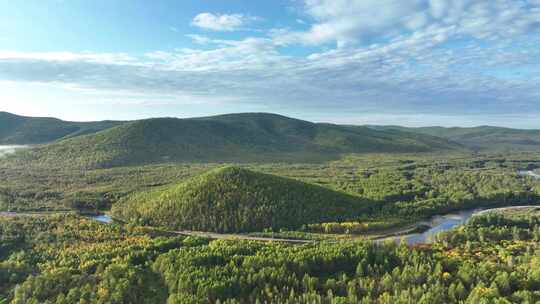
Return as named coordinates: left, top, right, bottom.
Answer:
left=2, top=111, right=540, bottom=168
left=378, top=125, right=540, bottom=152
left=0, top=111, right=122, bottom=144
left=7, top=112, right=460, bottom=168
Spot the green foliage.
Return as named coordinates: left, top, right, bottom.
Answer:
left=0, top=111, right=121, bottom=145
left=150, top=211, right=540, bottom=303
left=332, top=154, right=540, bottom=219
left=0, top=214, right=188, bottom=303
left=15, top=113, right=462, bottom=169
left=0, top=161, right=211, bottom=212
left=3, top=111, right=540, bottom=303
left=62, top=191, right=112, bottom=212
left=2, top=207, right=540, bottom=303
left=113, top=166, right=376, bottom=233
left=387, top=125, right=540, bottom=152
left=303, top=219, right=408, bottom=234
left=2, top=152, right=539, bottom=233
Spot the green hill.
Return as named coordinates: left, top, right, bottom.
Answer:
left=112, top=166, right=375, bottom=232
left=382, top=125, right=540, bottom=151
left=19, top=113, right=462, bottom=168
left=0, top=112, right=122, bottom=144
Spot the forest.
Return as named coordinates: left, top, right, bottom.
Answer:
left=2, top=145, right=540, bottom=302
left=3, top=113, right=461, bottom=169
left=111, top=166, right=376, bottom=233
left=1, top=208, right=539, bottom=303
left=2, top=152, right=540, bottom=226
left=2, top=0, right=540, bottom=301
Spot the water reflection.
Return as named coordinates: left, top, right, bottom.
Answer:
left=518, top=170, right=540, bottom=180
left=381, top=208, right=482, bottom=245
left=89, top=214, right=113, bottom=223
left=381, top=171, right=540, bottom=245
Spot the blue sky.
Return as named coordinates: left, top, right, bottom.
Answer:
left=1, top=0, right=540, bottom=127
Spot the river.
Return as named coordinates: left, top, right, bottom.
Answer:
left=378, top=205, right=540, bottom=245
left=378, top=170, right=540, bottom=245
left=0, top=211, right=114, bottom=224
left=378, top=208, right=484, bottom=245
left=518, top=170, right=540, bottom=180
left=3, top=207, right=539, bottom=245
left=90, top=214, right=113, bottom=223
left=2, top=171, right=539, bottom=245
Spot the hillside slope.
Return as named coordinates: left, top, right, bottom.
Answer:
left=19, top=113, right=463, bottom=168
left=0, top=112, right=122, bottom=144
left=383, top=125, right=540, bottom=151
left=112, top=166, right=375, bottom=232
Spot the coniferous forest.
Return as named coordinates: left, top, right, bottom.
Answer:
left=1, top=209, right=540, bottom=303
left=1, top=149, right=540, bottom=303
left=2, top=113, right=540, bottom=303
left=3, top=0, right=540, bottom=302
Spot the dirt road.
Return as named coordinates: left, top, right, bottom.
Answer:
left=171, top=230, right=315, bottom=244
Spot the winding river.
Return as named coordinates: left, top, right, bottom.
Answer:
left=379, top=170, right=540, bottom=245
left=379, top=208, right=482, bottom=245
left=2, top=170, right=539, bottom=245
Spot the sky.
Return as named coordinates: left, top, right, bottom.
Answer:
left=0, top=0, right=540, bottom=128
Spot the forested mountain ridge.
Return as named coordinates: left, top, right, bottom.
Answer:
left=0, top=111, right=122, bottom=144
left=5, top=111, right=540, bottom=158
left=12, top=112, right=463, bottom=168
left=112, top=166, right=376, bottom=232
left=380, top=125, right=540, bottom=151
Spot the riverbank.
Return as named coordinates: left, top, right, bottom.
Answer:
left=3, top=205, right=539, bottom=245
left=474, top=205, right=540, bottom=216
left=0, top=210, right=73, bottom=217
left=518, top=170, right=540, bottom=180
left=372, top=205, right=540, bottom=245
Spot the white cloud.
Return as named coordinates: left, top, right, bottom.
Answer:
left=145, top=37, right=282, bottom=71
left=191, top=13, right=258, bottom=31
left=1, top=32, right=538, bottom=119
left=0, top=51, right=137, bottom=65
left=186, top=34, right=212, bottom=45
left=276, top=0, right=540, bottom=47
left=1, top=1, right=540, bottom=125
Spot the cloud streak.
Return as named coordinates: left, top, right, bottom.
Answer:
left=1, top=0, right=540, bottom=126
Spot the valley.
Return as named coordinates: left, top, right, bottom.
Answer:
left=1, top=112, right=540, bottom=303
left=3, top=1, right=540, bottom=301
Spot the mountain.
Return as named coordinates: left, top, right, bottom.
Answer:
left=0, top=112, right=122, bottom=144
left=19, top=113, right=462, bottom=168
left=112, top=166, right=375, bottom=232
left=381, top=125, right=540, bottom=151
